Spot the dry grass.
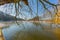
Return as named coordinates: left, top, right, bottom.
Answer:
left=53, top=28, right=60, bottom=40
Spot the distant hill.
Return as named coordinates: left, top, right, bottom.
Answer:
left=0, top=11, right=24, bottom=21
left=28, top=16, right=40, bottom=21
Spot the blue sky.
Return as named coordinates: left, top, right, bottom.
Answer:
left=0, top=0, right=58, bottom=19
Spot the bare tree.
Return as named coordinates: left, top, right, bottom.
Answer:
left=0, top=0, right=59, bottom=24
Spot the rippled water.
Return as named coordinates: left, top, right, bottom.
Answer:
left=2, top=21, right=60, bottom=40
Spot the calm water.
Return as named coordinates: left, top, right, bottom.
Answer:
left=2, top=21, right=60, bottom=40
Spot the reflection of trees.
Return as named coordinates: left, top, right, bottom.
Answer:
left=33, top=22, right=40, bottom=26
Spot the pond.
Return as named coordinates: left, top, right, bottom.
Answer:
left=2, top=21, right=60, bottom=40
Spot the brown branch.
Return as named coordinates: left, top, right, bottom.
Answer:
left=0, top=0, right=28, bottom=5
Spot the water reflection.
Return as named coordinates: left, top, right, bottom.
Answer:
left=2, top=21, right=59, bottom=40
